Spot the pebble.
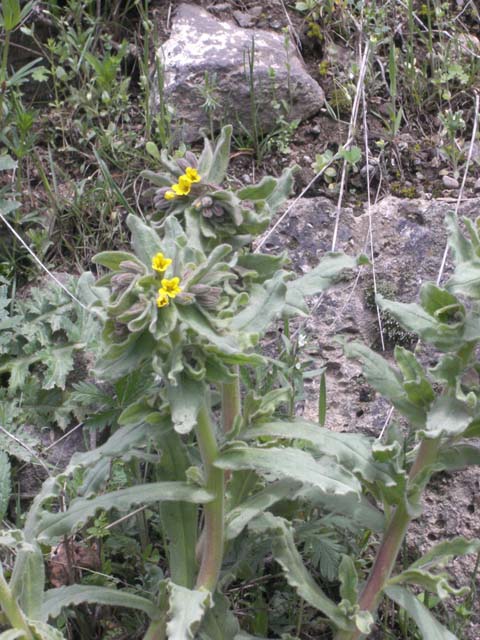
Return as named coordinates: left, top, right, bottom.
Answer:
left=241, top=173, right=252, bottom=184
left=474, top=177, right=480, bottom=192
left=416, top=172, right=425, bottom=180
left=442, top=175, right=459, bottom=189
left=232, top=10, right=256, bottom=28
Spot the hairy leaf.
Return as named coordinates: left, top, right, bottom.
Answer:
left=42, top=585, right=157, bottom=620
left=36, top=482, right=213, bottom=542
left=247, top=420, right=395, bottom=486
left=384, top=585, right=457, bottom=640
left=215, top=446, right=361, bottom=497
left=421, top=396, right=473, bottom=439
left=166, top=582, right=212, bottom=640
left=249, top=513, right=352, bottom=630
left=0, top=451, right=11, bottom=521
left=225, top=478, right=302, bottom=540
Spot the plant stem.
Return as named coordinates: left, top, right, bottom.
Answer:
left=144, top=617, right=166, bottom=640
left=0, top=565, right=34, bottom=640
left=195, top=404, right=225, bottom=591
left=335, top=437, right=441, bottom=640
left=221, top=366, right=240, bottom=434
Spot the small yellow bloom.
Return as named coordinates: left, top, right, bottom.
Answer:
left=185, top=167, right=201, bottom=183
left=172, top=175, right=192, bottom=196
left=156, top=289, right=170, bottom=308
left=161, top=276, right=182, bottom=298
left=151, top=252, right=172, bottom=273
left=164, top=190, right=176, bottom=200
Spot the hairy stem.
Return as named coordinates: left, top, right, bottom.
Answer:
left=335, top=437, right=441, bottom=640
left=221, top=366, right=241, bottom=435
left=0, top=565, right=34, bottom=640
left=143, top=617, right=166, bottom=640
left=195, top=405, right=225, bottom=591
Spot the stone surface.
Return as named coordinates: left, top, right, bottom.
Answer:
left=442, top=174, right=460, bottom=189
left=153, top=3, right=324, bottom=143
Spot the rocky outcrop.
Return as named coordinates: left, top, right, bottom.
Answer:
left=152, top=3, right=324, bottom=143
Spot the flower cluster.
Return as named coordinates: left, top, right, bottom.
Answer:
left=151, top=252, right=182, bottom=308
left=164, top=167, right=201, bottom=200
left=157, top=277, right=182, bottom=308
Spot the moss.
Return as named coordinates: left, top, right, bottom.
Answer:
left=390, top=181, right=418, bottom=199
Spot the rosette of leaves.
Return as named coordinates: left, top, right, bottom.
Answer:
left=143, top=125, right=297, bottom=250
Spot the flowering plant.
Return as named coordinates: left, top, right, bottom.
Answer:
left=1, top=128, right=479, bottom=640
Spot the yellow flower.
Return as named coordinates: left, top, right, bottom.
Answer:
left=185, top=167, right=201, bottom=183
left=156, top=289, right=170, bottom=308
left=171, top=175, right=192, bottom=196
left=164, top=190, right=176, bottom=200
left=161, top=276, right=182, bottom=298
left=151, top=252, right=172, bottom=273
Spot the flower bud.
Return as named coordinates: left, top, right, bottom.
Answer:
left=119, top=260, right=145, bottom=274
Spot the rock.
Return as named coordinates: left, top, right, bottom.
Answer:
left=442, top=175, right=459, bottom=189
left=232, top=10, right=256, bottom=28
left=152, top=3, right=324, bottom=143
left=475, top=177, right=480, bottom=192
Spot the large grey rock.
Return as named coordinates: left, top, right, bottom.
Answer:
left=153, top=3, right=324, bottom=143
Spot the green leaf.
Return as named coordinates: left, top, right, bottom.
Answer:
left=146, top=141, right=161, bottom=160
left=127, top=214, right=163, bottom=267
left=421, top=396, right=473, bottom=439
left=166, top=582, right=212, bottom=640
left=157, top=426, right=198, bottom=588
left=68, top=416, right=163, bottom=478
left=207, top=125, right=232, bottom=184
left=93, top=251, right=143, bottom=271
left=447, top=259, right=480, bottom=298
left=176, top=305, right=242, bottom=355
left=435, top=443, right=480, bottom=471
left=237, top=177, right=277, bottom=201
left=36, top=482, right=213, bottom=542
left=198, top=593, right=240, bottom=640
left=0, top=451, right=11, bottom=521
left=247, top=420, right=395, bottom=487
left=231, top=271, right=287, bottom=336
left=236, top=253, right=289, bottom=283
left=376, top=293, right=464, bottom=351
left=445, top=212, right=474, bottom=263
left=384, top=585, right=458, bottom=640
left=342, top=341, right=426, bottom=426
left=339, top=555, right=358, bottom=604
left=9, top=544, right=45, bottom=619
left=287, top=253, right=359, bottom=299
left=394, top=347, right=434, bottom=408
left=42, top=346, right=75, bottom=390
left=0, top=155, right=17, bottom=171
left=215, top=446, right=361, bottom=497
left=96, top=330, right=156, bottom=380
left=42, top=585, right=157, bottom=620
left=264, top=166, right=296, bottom=213
left=410, top=536, right=480, bottom=572
left=0, top=631, right=27, bottom=639
left=249, top=513, right=352, bottom=630
left=167, top=375, right=204, bottom=434
left=225, top=478, right=302, bottom=540
left=297, top=487, right=385, bottom=532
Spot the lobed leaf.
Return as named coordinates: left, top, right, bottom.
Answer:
left=166, top=582, right=212, bottom=640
